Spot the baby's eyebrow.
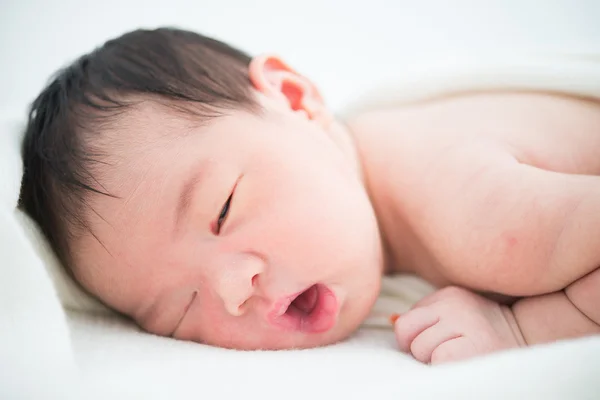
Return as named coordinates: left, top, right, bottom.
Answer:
left=174, top=162, right=208, bottom=235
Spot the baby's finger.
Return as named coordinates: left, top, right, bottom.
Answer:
left=430, top=336, right=478, bottom=364
left=411, top=286, right=464, bottom=309
left=409, top=321, right=460, bottom=364
left=411, top=292, right=446, bottom=309
left=394, top=307, right=439, bottom=354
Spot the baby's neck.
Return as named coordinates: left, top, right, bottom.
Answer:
left=326, top=120, right=365, bottom=183
left=343, top=112, right=425, bottom=277
left=337, top=117, right=397, bottom=275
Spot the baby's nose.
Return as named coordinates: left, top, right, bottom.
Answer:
left=214, top=253, right=265, bottom=317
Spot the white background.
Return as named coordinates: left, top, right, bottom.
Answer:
left=2, top=0, right=600, bottom=117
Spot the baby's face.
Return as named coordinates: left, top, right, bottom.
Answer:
left=73, top=97, right=384, bottom=350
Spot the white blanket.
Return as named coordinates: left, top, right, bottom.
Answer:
left=2, top=53, right=600, bottom=399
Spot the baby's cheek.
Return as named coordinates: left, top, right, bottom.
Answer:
left=191, top=315, right=260, bottom=350
left=175, top=289, right=250, bottom=348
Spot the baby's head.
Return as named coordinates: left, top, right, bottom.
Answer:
left=19, top=28, right=384, bottom=350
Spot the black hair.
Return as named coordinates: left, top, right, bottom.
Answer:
left=19, top=27, right=257, bottom=270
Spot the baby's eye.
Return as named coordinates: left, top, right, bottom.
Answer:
left=216, top=194, right=232, bottom=234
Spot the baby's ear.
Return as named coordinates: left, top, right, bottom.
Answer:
left=249, top=54, right=330, bottom=124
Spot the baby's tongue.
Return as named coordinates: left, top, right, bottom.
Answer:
left=292, top=285, right=318, bottom=314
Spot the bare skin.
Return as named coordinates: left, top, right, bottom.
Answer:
left=349, top=91, right=600, bottom=363
left=73, top=54, right=600, bottom=361
left=72, top=56, right=384, bottom=351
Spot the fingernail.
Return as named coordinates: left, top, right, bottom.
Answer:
left=389, top=313, right=401, bottom=324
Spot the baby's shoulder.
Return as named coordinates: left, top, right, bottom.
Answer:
left=347, top=100, right=509, bottom=185
left=348, top=91, right=600, bottom=175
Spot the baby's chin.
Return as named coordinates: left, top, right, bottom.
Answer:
left=208, top=325, right=362, bottom=351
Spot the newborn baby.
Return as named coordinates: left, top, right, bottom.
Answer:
left=19, top=28, right=600, bottom=363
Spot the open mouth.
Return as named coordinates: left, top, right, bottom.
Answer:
left=268, top=284, right=338, bottom=333
left=287, top=284, right=319, bottom=316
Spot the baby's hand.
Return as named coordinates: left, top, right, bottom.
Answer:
left=393, top=286, right=525, bottom=364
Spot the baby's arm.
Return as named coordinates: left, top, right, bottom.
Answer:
left=394, top=153, right=600, bottom=363
left=458, top=161, right=600, bottom=342
left=436, top=155, right=600, bottom=295
left=392, top=278, right=600, bottom=364
left=392, top=268, right=600, bottom=364
left=500, top=163, right=600, bottom=292
left=511, top=267, right=600, bottom=345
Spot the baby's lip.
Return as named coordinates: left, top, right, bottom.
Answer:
left=267, top=284, right=339, bottom=333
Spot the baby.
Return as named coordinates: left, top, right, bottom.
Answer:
left=19, top=28, right=600, bottom=364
